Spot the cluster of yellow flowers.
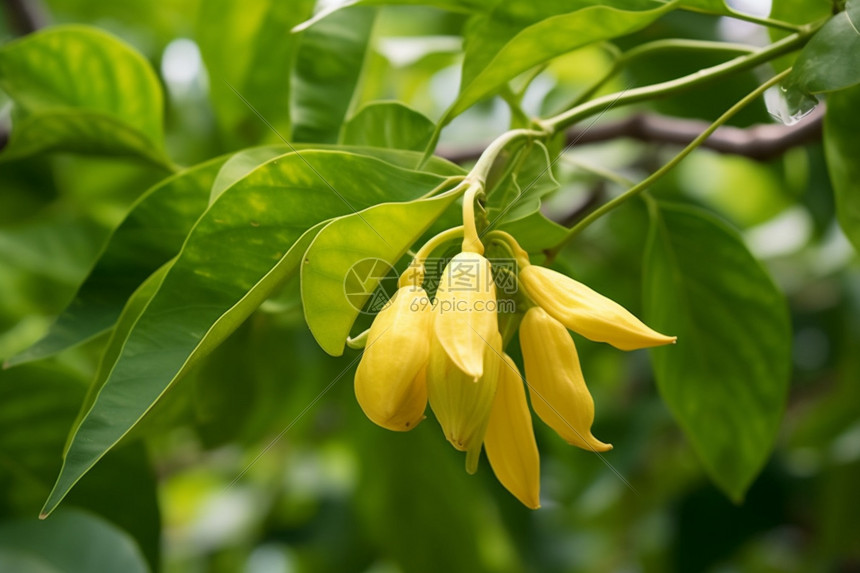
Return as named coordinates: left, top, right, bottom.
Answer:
left=354, top=198, right=675, bottom=508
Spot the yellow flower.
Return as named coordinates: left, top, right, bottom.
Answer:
left=354, top=286, right=431, bottom=431
left=519, top=306, right=612, bottom=452
left=484, top=353, right=541, bottom=509
left=519, top=265, right=676, bottom=350
left=427, top=328, right=501, bottom=473
left=433, top=252, right=498, bottom=379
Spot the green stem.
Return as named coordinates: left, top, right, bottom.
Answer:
left=679, top=6, right=804, bottom=32
left=500, top=85, right=531, bottom=128
left=471, top=128, right=547, bottom=184
left=542, top=30, right=811, bottom=133
left=420, top=175, right=467, bottom=199
left=562, top=38, right=756, bottom=112
left=544, top=68, right=792, bottom=261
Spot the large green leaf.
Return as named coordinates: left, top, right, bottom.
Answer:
left=290, top=7, right=376, bottom=143
left=787, top=10, right=860, bottom=93
left=341, top=101, right=436, bottom=152
left=0, top=26, right=169, bottom=168
left=0, top=510, right=149, bottom=573
left=824, top=84, right=860, bottom=252
left=301, top=186, right=462, bottom=355
left=5, top=156, right=228, bottom=368
left=196, top=0, right=315, bottom=148
left=41, top=151, right=449, bottom=515
left=643, top=202, right=791, bottom=501
left=446, top=0, right=677, bottom=122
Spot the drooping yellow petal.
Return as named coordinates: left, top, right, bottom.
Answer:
left=520, top=265, right=676, bottom=351
left=428, top=329, right=501, bottom=473
left=519, top=306, right=612, bottom=452
left=354, top=286, right=431, bottom=431
left=434, top=252, right=498, bottom=379
left=484, top=354, right=541, bottom=509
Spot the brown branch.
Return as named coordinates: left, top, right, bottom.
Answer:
left=0, top=0, right=48, bottom=152
left=438, top=107, right=824, bottom=164
left=2, top=0, right=48, bottom=34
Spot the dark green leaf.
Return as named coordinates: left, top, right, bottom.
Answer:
left=0, top=510, right=149, bottom=573
left=824, top=84, right=860, bottom=251
left=644, top=202, right=791, bottom=501
left=788, top=11, right=860, bottom=93
left=41, top=151, right=449, bottom=515
left=6, top=156, right=228, bottom=367
left=342, top=101, right=436, bottom=152
left=290, top=7, right=376, bottom=143
left=196, top=0, right=315, bottom=148
left=301, top=186, right=461, bottom=355
left=0, top=26, right=169, bottom=168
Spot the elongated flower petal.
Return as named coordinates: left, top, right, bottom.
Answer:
left=519, top=306, right=611, bottom=452
left=354, top=286, right=431, bottom=431
left=434, top=252, right=498, bottom=379
left=428, top=329, right=501, bottom=473
left=520, top=265, right=675, bottom=351
left=484, top=354, right=541, bottom=509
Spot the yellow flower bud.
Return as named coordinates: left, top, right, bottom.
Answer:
left=519, top=306, right=612, bottom=452
left=354, top=286, right=431, bottom=431
left=520, top=265, right=675, bottom=351
left=484, top=354, right=541, bottom=509
left=434, top=252, right=498, bottom=379
left=428, top=329, right=501, bottom=474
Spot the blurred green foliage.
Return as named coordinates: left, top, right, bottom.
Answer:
left=1, top=1, right=859, bottom=572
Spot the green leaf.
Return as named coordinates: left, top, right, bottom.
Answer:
left=342, top=101, right=436, bottom=152
left=787, top=11, right=860, bottom=93
left=196, top=0, right=315, bottom=148
left=41, top=151, right=449, bottom=515
left=486, top=140, right=559, bottom=226
left=447, top=0, right=677, bottom=122
left=301, top=187, right=461, bottom=356
left=5, top=156, right=228, bottom=368
left=0, top=26, right=169, bottom=168
left=643, top=202, right=791, bottom=501
left=290, top=7, right=376, bottom=143
left=824, top=84, right=860, bottom=251
left=210, top=145, right=464, bottom=205
left=0, top=510, right=149, bottom=573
